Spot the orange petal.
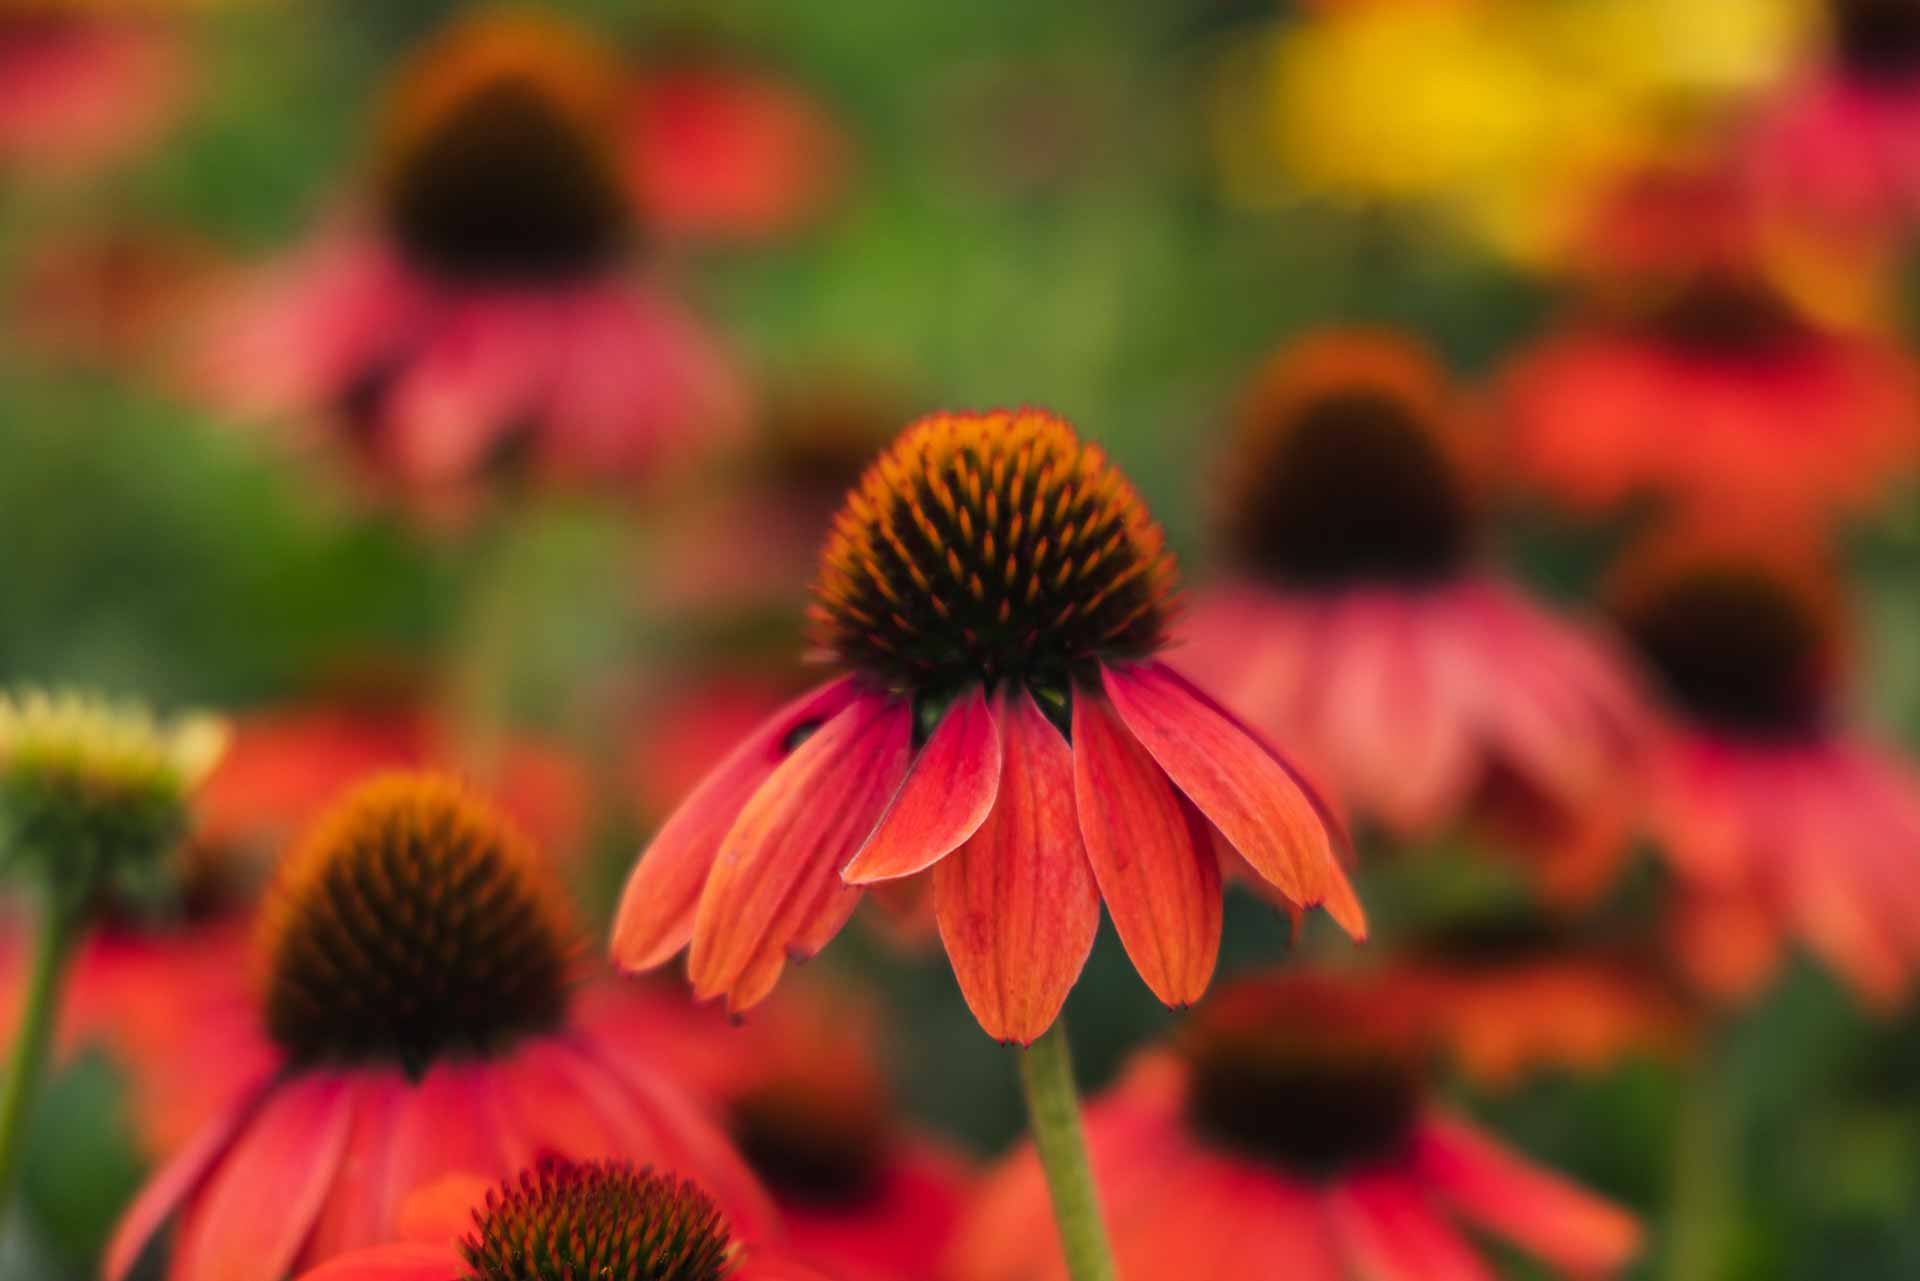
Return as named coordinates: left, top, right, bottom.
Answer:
left=1414, top=1112, right=1642, bottom=1275
left=166, top=1072, right=359, bottom=1281
left=934, top=689, right=1100, bottom=1045
left=613, top=677, right=860, bottom=972
left=1072, top=688, right=1221, bottom=1008
left=1103, top=661, right=1363, bottom=938
left=688, top=690, right=912, bottom=1011
left=295, top=1242, right=462, bottom=1281
left=103, top=1074, right=274, bottom=1281
left=844, top=684, right=1000, bottom=883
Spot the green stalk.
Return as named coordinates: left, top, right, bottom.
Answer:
left=1017, top=1021, right=1118, bottom=1281
left=1666, top=1037, right=1732, bottom=1281
left=0, top=889, right=83, bottom=1213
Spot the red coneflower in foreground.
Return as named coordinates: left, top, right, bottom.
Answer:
left=717, top=983, right=972, bottom=1281
left=0, top=15, right=186, bottom=178
left=1607, top=528, right=1920, bottom=1008
left=1178, top=331, right=1646, bottom=903
left=105, top=773, right=770, bottom=1281
left=296, top=1159, right=830, bottom=1281
left=201, top=8, right=744, bottom=516
left=1502, top=267, right=1920, bottom=520
left=613, top=408, right=1362, bottom=1044
left=951, top=972, right=1643, bottom=1281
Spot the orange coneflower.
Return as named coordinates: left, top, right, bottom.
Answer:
left=295, top=1159, right=832, bottom=1281
left=1607, top=526, right=1920, bottom=1008
left=951, top=971, right=1642, bottom=1281
left=0, top=13, right=187, bottom=179
left=1502, top=264, right=1920, bottom=520
left=105, top=773, right=771, bottom=1281
left=613, top=409, right=1362, bottom=1045
left=200, top=8, right=746, bottom=517
left=715, top=982, right=971, bottom=1281
left=1178, top=331, right=1647, bottom=903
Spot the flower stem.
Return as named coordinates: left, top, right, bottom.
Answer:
left=0, top=889, right=82, bottom=1213
left=1666, top=1035, right=1732, bottom=1281
left=1017, top=1021, right=1118, bottom=1281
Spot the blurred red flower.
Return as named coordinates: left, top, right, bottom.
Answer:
left=0, top=16, right=187, bottom=178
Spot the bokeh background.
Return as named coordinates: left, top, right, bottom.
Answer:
left=3, top=1, right=1920, bottom=1278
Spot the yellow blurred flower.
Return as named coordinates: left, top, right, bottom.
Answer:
left=1212, top=0, right=1814, bottom=262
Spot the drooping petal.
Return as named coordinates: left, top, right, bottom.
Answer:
left=381, top=1060, right=512, bottom=1227
left=1329, top=1172, right=1497, bottom=1281
left=613, top=677, right=860, bottom=972
left=688, top=688, right=912, bottom=1011
left=382, top=295, right=555, bottom=485
left=844, top=684, right=1000, bottom=883
left=103, top=1072, right=275, bottom=1281
left=304, top=1069, right=410, bottom=1261
left=294, top=1243, right=460, bottom=1281
left=935, top=688, right=1100, bottom=1045
left=1414, top=1113, right=1641, bottom=1275
left=165, top=1071, right=358, bottom=1281
left=1102, top=661, right=1363, bottom=938
left=1072, top=687, right=1221, bottom=1008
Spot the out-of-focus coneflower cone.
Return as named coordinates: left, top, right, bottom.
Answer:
left=197, top=7, right=747, bottom=519
left=8, top=226, right=231, bottom=373
left=613, top=408, right=1363, bottom=1046
left=1751, top=0, right=1920, bottom=247
left=1501, top=267, right=1920, bottom=521
left=293, top=1159, right=834, bottom=1281
left=0, top=14, right=188, bottom=178
left=1372, top=913, right=1696, bottom=1089
left=105, top=773, right=773, bottom=1281
left=950, top=970, right=1643, bottom=1281
left=646, top=371, right=909, bottom=621
left=624, top=60, right=851, bottom=241
left=195, top=699, right=592, bottom=876
left=1177, top=331, right=1648, bottom=906
left=712, top=981, right=971, bottom=1281
left=1605, top=526, right=1920, bottom=1009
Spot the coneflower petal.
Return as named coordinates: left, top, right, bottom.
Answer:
left=1102, top=661, right=1363, bottom=938
left=103, top=1074, right=274, bottom=1281
left=1414, top=1114, right=1642, bottom=1276
left=845, top=683, right=1001, bottom=884
left=934, top=688, right=1099, bottom=1045
left=384, top=296, right=554, bottom=484
left=612, top=676, right=860, bottom=973
left=295, top=1242, right=456, bottom=1281
left=688, top=690, right=912, bottom=1010
left=165, top=1073, right=359, bottom=1281
left=1331, top=1172, right=1496, bottom=1281
left=381, top=1060, right=512, bottom=1234
left=1072, top=688, right=1221, bottom=1009
left=304, top=1071, right=409, bottom=1261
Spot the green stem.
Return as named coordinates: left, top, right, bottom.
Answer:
left=1017, top=1021, right=1118, bottom=1281
left=1666, top=1037, right=1732, bottom=1281
left=0, top=890, right=82, bottom=1213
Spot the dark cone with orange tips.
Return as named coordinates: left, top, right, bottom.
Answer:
left=106, top=772, right=772, bottom=1281
left=614, top=408, right=1361, bottom=1045
left=1607, top=527, right=1920, bottom=1007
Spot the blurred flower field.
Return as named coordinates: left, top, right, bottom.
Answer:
left=3, top=1, right=1920, bottom=1279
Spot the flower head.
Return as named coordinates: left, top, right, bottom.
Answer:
left=953, top=970, right=1643, bottom=1281
left=1178, top=334, right=1646, bottom=891
left=107, top=772, right=772, bottom=1281
left=461, top=1160, right=733, bottom=1281
left=0, top=689, right=224, bottom=893
left=258, top=772, right=574, bottom=1072
left=615, top=409, right=1360, bottom=1044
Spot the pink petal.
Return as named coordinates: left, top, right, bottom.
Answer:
left=381, top=1060, right=512, bottom=1226
left=165, top=1071, right=358, bottom=1281
left=613, top=677, right=860, bottom=973
left=1329, top=1172, right=1497, bottom=1281
left=688, top=689, right=912, bottom=1013
left=934, top=688, right=1100, bottom=1045
left=1102, top=661, right=1363, bottom=938
left=1414, top=1113, right=1642, bottom=1275
left=293, top=1243, right=460, bottom=1281
left=1072, top=687, right=1221, bottom=1008
left=103, top=1072, right=275, bottom=1281
left=304, top=1069, right=410, bottom=1261
left=844, top=684, right=1001, bottom=883
left=382, top=295, right=556, bottom=485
